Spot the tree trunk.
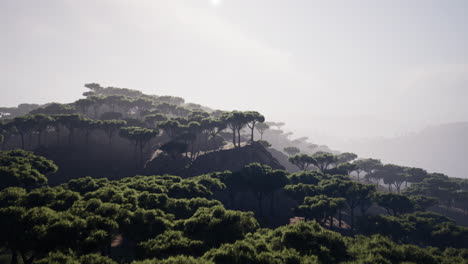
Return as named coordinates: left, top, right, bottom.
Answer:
left=108, top=131, right=113, bottom=144
left=350, top=207, right=355, bottom=230
left=21, top=252, right=34, bottom=264
left=11, top=250, right=18, bottom=264
left=190, top=139, right=195, bottom=161
left=229, top=190, right=236, bottom=208
left=93, top=107, right=98, bottom=118
left=38, top=131, right=42, bottom=146
left=237, top=128, right=241, bottom=147
left=69, top=128, right=73, bottom=144
left=1, top=136, right=7, bottom=150
left=20, top=133, right=25, bottom=149
left=212, top=136, right=217, bottom=150
left=140, top=142, right=144, bottom=167
left=250, top=126, right=255, bottom=142
left=28, top=133, right=32, bottom=149
left=257, top=193, right=263, bottom=217
left=269, top=193, right=275, bottom=216
left=232, top=129, right=236, bottom=147
left=338, top=209, right=342, bottom=228
left=56, top=128, right=60, bottom=145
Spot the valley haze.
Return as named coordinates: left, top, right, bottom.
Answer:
left=2, top=0, right=468, bottom=178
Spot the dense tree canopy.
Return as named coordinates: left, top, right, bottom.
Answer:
left=0, top=84, right=467, bottom=263
left=0, top=149, right=57, bottom=189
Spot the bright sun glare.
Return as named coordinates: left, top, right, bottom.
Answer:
left=211, top=0, right=222, bottom=6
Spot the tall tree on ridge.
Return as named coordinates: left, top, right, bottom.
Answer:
left=245, top=111, right=265, bottom=142
left=119, top=126, right=158, bottom=166
left=100, top=120, right=127, bottom=144
left=255, top=122, right=269, bottom=140
left=12, top=116, right=34, bottom=149
left=284, top=146, right=301, bottom=157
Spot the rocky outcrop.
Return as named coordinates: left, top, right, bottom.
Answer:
left=144, top=153, right=190, bottom=176
left=266, top=147, right=300, bottom=173
left=187, top=142, right=284, bottom=176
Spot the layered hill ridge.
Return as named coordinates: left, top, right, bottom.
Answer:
left=145, top=142, right=284, bottom=177
left=1, top=83, right=468, bottom=264
left=1, top=84, right=303, bottom=184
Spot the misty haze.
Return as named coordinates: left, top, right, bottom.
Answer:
left=0, top=1, right=467, bottom=263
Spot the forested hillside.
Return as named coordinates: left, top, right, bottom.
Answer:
left=0, top=84, right=467, bottom=264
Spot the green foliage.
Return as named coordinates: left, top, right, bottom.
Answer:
left=144, top=113, right=168, bottom=128
left=255, top=122, right=269, bottom=140
left=375, top=193, right=415, bottom=216
left=296, top=195, right=346, bottom=224
left=284, top=184, right=319, bottom=203
left=10, top=115, right=35, bottom=148
left=79, top=253, right=118, bottom=264
left=0, top=149, right=57, bottom=189
left=337, top=152, right=358, bottom=163
left=230, top=163, right=289, bottom=215
left=167, top=197, right=221, bottom=219
left=22, top=186, right=80, bottom=211
left=404, top=173, right=461, bottom=208
left=358, top=212, right=468, bottom=248
left=121, top=208, right=173, bottom=241
left=34, top=251, right=80, bottom=264
left=320, top=179, right=375, bottom=228
left=100, top=119, right=127, bottom=144
left=311, top=152, right=338, bottom=172
left=119, top=126, right=158, bottom=162
left=2, top=85, right=467, bottom=264
left=377, top=164, right=408, bottom=193
left=132, top=255, right=211, bottom=264
left=30, top=103, right=76, bottom=115
left=183, top=205, right=259, bottom=247
left=137, top=230, right=205, bottom=259
left=159, top=120, right=181, bottom=137
left=204, top=238, right=318, bottom=264
left=336, top=162, right=357, bottom=176
left=409, top=195, right=438, bottom=211
left=272, top=221, right=348, bottom=263
left=74, top=98, right=95, bottom=115
left=405, top=167, right=429, bottom=183
left=288, top=154, right=315, bottom=170
left=284, top=146, right=300, bottom=156
left=235, top=163, right=289, bottom=197
left=288, top=170, right=323, bottom=185
left=34, top=252, right=117, bottom=264
left=348, top=235, right=441, bottom=264
left=65, top=176, right=110, bottom=195
left=0, top=187, right=26, bottom=207
left=220, top=111, right=265, bottom=147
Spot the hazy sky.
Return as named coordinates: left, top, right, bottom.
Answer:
left=2, top=0, right=468, bottom=143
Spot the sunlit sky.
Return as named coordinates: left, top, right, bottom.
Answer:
left=2, top=0, right=468, bottom=145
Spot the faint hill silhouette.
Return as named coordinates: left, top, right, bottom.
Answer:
left=341, top=122, right=468, bottom=178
